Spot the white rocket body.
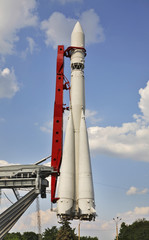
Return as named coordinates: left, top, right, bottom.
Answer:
left=57, top=22, right=96, bottom=221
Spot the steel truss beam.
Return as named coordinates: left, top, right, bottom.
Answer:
left=0, top=189, right=38, bottom=239
left=0, top=164, right=56, bottom=239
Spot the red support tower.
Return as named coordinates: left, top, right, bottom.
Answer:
left=51, top=45, right=64, bottom=203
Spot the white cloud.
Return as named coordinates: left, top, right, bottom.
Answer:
left=0, top=189, right=15, bottom=213
left=119, top=206, right=149, bottom=224
left=41, top=12, right=75, bottom=48
left=12, top=209, right=58, bottom=232
left=126, top=186, right=137, bottom=195
left=86, top=109, right=102, bottom=125
left=21, top=37, right=37, bottom=58
left=40, top=121, right=53, bottom=134
left=11, top=205, right=149, bottom=238
left=126, top=186, right=148, bottom=195
left=41, top=10, right=105, bottom=49
left=51, top=0, right=83, bottom=4
left=88, top=121, right=149, bottom=161
left=26, top=37, right=36, bottom=54
left=40, top=81, right=149, bottom=162
left=12, top=207, right=100, bottom=235
left=0, top=160, right=19, bottom=166
left=141, top=188, right=149, bottom=194
left=0, top=0, right=38, bottom=55
left=88, top=80, right=149, bottom=162
left=138, top=81, right=149, bottom=122
left=80, top=9, right=105, bottom=45
left=134, top=206, right=149, bottom=215
left=0, top=68, right=19, bottom=98
left=100, top=221, right=112, bottom=230
left=0, top=160, right=9, bottom=166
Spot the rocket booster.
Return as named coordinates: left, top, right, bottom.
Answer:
left=57, top=22, right=96, bottom=221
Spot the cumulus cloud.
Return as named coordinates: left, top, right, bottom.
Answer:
left=41, top=12, right=75, bottom=48
left=0, top=160, right=19, bottom=166
left=97, top=206, right=149, bottom=239
left=0, top=68, right=19, bottom=98
left=9, top=204, right=149, bottom=239
left=119, top=206, right=149, bottom=225
left=12, top=206, right=99, bottom=235
left=126, top=187, right=138, bottom=195
left=86, top=109, right=102, bottom=125
left=12, top=208, right=58, bottom=232
left=80, top=9, right=105, bottom=45
left=40, top=81, right=149, bottom=162
left=0, top=0, right=38, bottom=55
left=126, top=186, right=149, bottom=195
left=134, top=207, right=149, bottom=215
left=138, top=81, right=149, bottom=122
left=88, top=81, right=149, bottom=162
left=0, top=160, right=10, bottom=166
left=41, top=9, right=105, bottom=49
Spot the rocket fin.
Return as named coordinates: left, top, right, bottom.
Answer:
left=78, top=111, right=96, bottom=220
left=57, top=111, right=75, bottom=219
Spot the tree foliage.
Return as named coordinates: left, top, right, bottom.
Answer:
left=117, top=218, right=149, bottom=240
left=22, top=232, right=38, bottom=240
left=42, top=226, right=58, bottom=240
left=3, top=221, right=98, bottom=240
left=56, top=220, right=77, bottom=240
left=4, top=232, right=22, bottom=240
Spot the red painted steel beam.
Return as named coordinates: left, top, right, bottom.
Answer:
left=51, top=45, right=64, bottom=203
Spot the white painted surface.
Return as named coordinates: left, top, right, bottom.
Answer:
left=57, top=21, right=96, bottom=220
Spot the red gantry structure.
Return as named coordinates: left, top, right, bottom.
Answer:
left=51, top=45, right=70, bottom=203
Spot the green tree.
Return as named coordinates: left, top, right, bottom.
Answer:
left=56, top=220, right=77, bottom=240
left=3, top=225, right=98, bottom=240
left=42, top=226, right=58, bottom=240
left=22, top=231, right=38, bottom=240
left=117, top=219, right=149, bottom=240
left=4, top=232, right=22, bottom=240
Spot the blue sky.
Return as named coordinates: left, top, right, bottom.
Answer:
left=0, top=0, right=149, bottom=239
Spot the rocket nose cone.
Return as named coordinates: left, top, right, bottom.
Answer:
left=72, top=21, right=84, bottom=34
left=71, top=21, right=85, bottom=47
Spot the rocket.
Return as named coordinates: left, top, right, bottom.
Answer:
left=57, top=22, right=96, bottom=221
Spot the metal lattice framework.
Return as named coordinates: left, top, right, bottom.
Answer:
left=0, top=164, right=55, bottom=239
